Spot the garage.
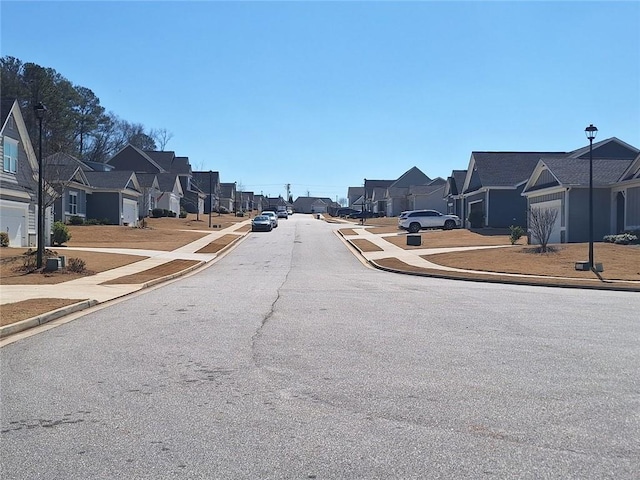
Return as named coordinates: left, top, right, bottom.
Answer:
left=122, top=198, right=139, bottom=226
left=530, top=200, right=562, bottom=245
left=0, top=202, right=28, bottom=246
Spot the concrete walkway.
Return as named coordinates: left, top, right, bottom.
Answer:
left=2, top=218, right=638, bottom=340
left=0, top=222, right=250, bottom=306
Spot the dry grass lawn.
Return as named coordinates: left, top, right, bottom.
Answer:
left=0, top=214, right=248, bottom=326
left=351, top=238, right=383, bottom=252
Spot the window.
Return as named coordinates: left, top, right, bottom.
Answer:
left=3, top=137, right=18, bottom=173
left=69, top=191, right=78, bottom=215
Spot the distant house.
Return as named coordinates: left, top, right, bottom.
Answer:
left=107, top=144, right=185, bottom=217
left=364, top=179, right=394, bottom=215
left=522, top=137, right=639, bottom=244
left=135, top=173, right=161, bottom=219
left=347, top=186, right=364, bottom=210
left=461, top=151, right=565, bottom=229
left=383, top=167, right=432, bottom=216
left=293, top=196, right=338, bottom=214
left=84, top=170, right=141, bottom=226
left=44, top=152, right=92, bottom=224
left=219, top=183, right=236, bottom=212
left=407, top=177, right=447, bottom=212
left=0, top=98, right=51, bottom=247
left=443, top=169, right=467, bottom=219
left=154, top=173, right=183, bottom=215
left=191, top=171, right=221, bottom=214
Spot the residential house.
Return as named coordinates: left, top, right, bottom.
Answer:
left=443, top=169, right=467, bottom=219
left=219, top=182, right=236, bottom=213
left=191, top=170, right=221, bottom=214
left=0, top=98, right=50, bottom=247
left=44, top=152, right=92, bottom=224
left=383, top=167, right=432, bottom=216
left=107, top=144, right=185, bottom=216
left=364, top=179, right=394, bottom=215
left=461, top=150, right=566, bottom=229
left=407, top=177, right=448, bottom=212
left=135, top=173, right=161, bottom=219
left=293, top=196, right=339, bottom=214
left=522, top=137, right=639, bottom=244
left=154, top=173, right=183, bottom=215
left=171, top=156, right=205, bottom=214
left=347, top=186, right=364, bottom=211
left=84, top=170, right=142, bottom=226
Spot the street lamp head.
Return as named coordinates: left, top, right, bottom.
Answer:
left=34, top=102, right=47, bottom=119
left=585, top=124, right=598, bottom=141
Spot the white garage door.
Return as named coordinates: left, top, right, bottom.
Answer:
left=530, top=200, right=562, bottom=245
left=0, top=203, right=27, bottom=246
left=122, top=198, right=138, bottom=226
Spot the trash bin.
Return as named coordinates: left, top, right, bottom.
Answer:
left=407, top=234, right=421, bottom=246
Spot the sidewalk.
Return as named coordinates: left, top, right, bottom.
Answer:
left=2, top=219, right=638, bottom=340
left=0, top=222, right=251, bottom=338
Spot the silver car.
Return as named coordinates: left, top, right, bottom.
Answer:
left=261, top=211, right=278, bottom=228
left=398, top=209, right=461, bottom=233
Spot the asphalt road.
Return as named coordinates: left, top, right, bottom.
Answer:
left=1, top=215, right=639, bottom=479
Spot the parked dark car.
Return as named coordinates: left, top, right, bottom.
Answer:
left=251, top=215, right=273, bottom=232
left=335, top=208, right=360, bottom=217
left=348, top=210, right=376, bottom=219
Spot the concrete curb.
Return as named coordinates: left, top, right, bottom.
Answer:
left=0, top=299, right=99, bottom=338
left=1, top=232, right=252, bottom=341
left=338, top=234, right=640, bottom=293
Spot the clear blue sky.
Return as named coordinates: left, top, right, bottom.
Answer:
left=2, top=1, right=639, bottom=202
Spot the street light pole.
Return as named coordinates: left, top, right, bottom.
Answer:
left=585, top=124, right=598, bottom=270
left=34, top=102, right=47, bottom=269
left=209, top=170, right=213, bottom=228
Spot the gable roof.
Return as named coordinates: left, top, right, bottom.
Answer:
left=526, top=157, right=634, bottom=192
left=135, top=173, right=160, bottom=189
left=107, top=144, right=164, bottom=173
left=568, top=137, right=639, bottom=160
left=444, top=169, right=468, bottom=197
left=191, top=171, right=220, bottom=192
left=155, top=172, right=183, bottom=194
left=143, top=150, right=176, bottom=171
left=364, top=179, right=394, bottom=199
left=85, top=170, right=140, bottom=191
left=390, top=166, right=431, bottom=188
left=44, top=152, right=91, bottom=186
left=464, top=151, right=566, bottom=193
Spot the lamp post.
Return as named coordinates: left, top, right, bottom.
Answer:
left=34, top=102, right=47, bottom=269
left=208, top=170, right=213, bottom=228
left=585, top=124, right=598, bottom=270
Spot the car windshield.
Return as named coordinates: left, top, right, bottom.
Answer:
left=255, top=216, right=269, bottom=221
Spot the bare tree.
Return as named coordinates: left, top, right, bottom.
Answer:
left=152, top=128, right=174, bottom=151
left=528, top=206, right=559, bottom=253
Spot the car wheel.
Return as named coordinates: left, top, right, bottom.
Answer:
left=444, top=220, right=455, bottom=230
left=409, top=222, right=421, bottom=233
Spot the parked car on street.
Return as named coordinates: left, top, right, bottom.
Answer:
left=261, top=211, right=278, bottom=228
left=398, top=209, right=461, bottom=233
left=276, top=206, right=288, bottom=219
left=251, top=215, right=273, bottom=232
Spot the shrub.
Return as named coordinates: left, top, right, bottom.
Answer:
left=168, top=210, right=177, bottom=218
left=85, top=218, right=100, bottom=225
left=52, top=221, right=71, bottom=246
left=67, top=257, right=86, bottom=273
left=68, top=215, right=84, bottom=225
left=151, top=208, right=164, bottom=218
left=0, top=231, right=9, bottom=247
left=179, top=208, right=188, bottom=218
left=604, top=233, right=638, bottom=245
left=509, top=225, right=525, bottom=245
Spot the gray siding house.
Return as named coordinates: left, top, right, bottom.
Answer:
left=0, top=98, right=51, bottom=247
left=84, top=171, right=141, bottom=226
left=522, top=137, right=639, bottom=244
left=461, top=151, right=566, bottom=229
left=444, top=169, right=467, bottom=219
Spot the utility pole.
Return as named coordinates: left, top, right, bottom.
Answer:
left=285, top=183, right=291, bottom=201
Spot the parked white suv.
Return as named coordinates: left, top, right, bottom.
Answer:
left=398, top=209, right=461, bottom=233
